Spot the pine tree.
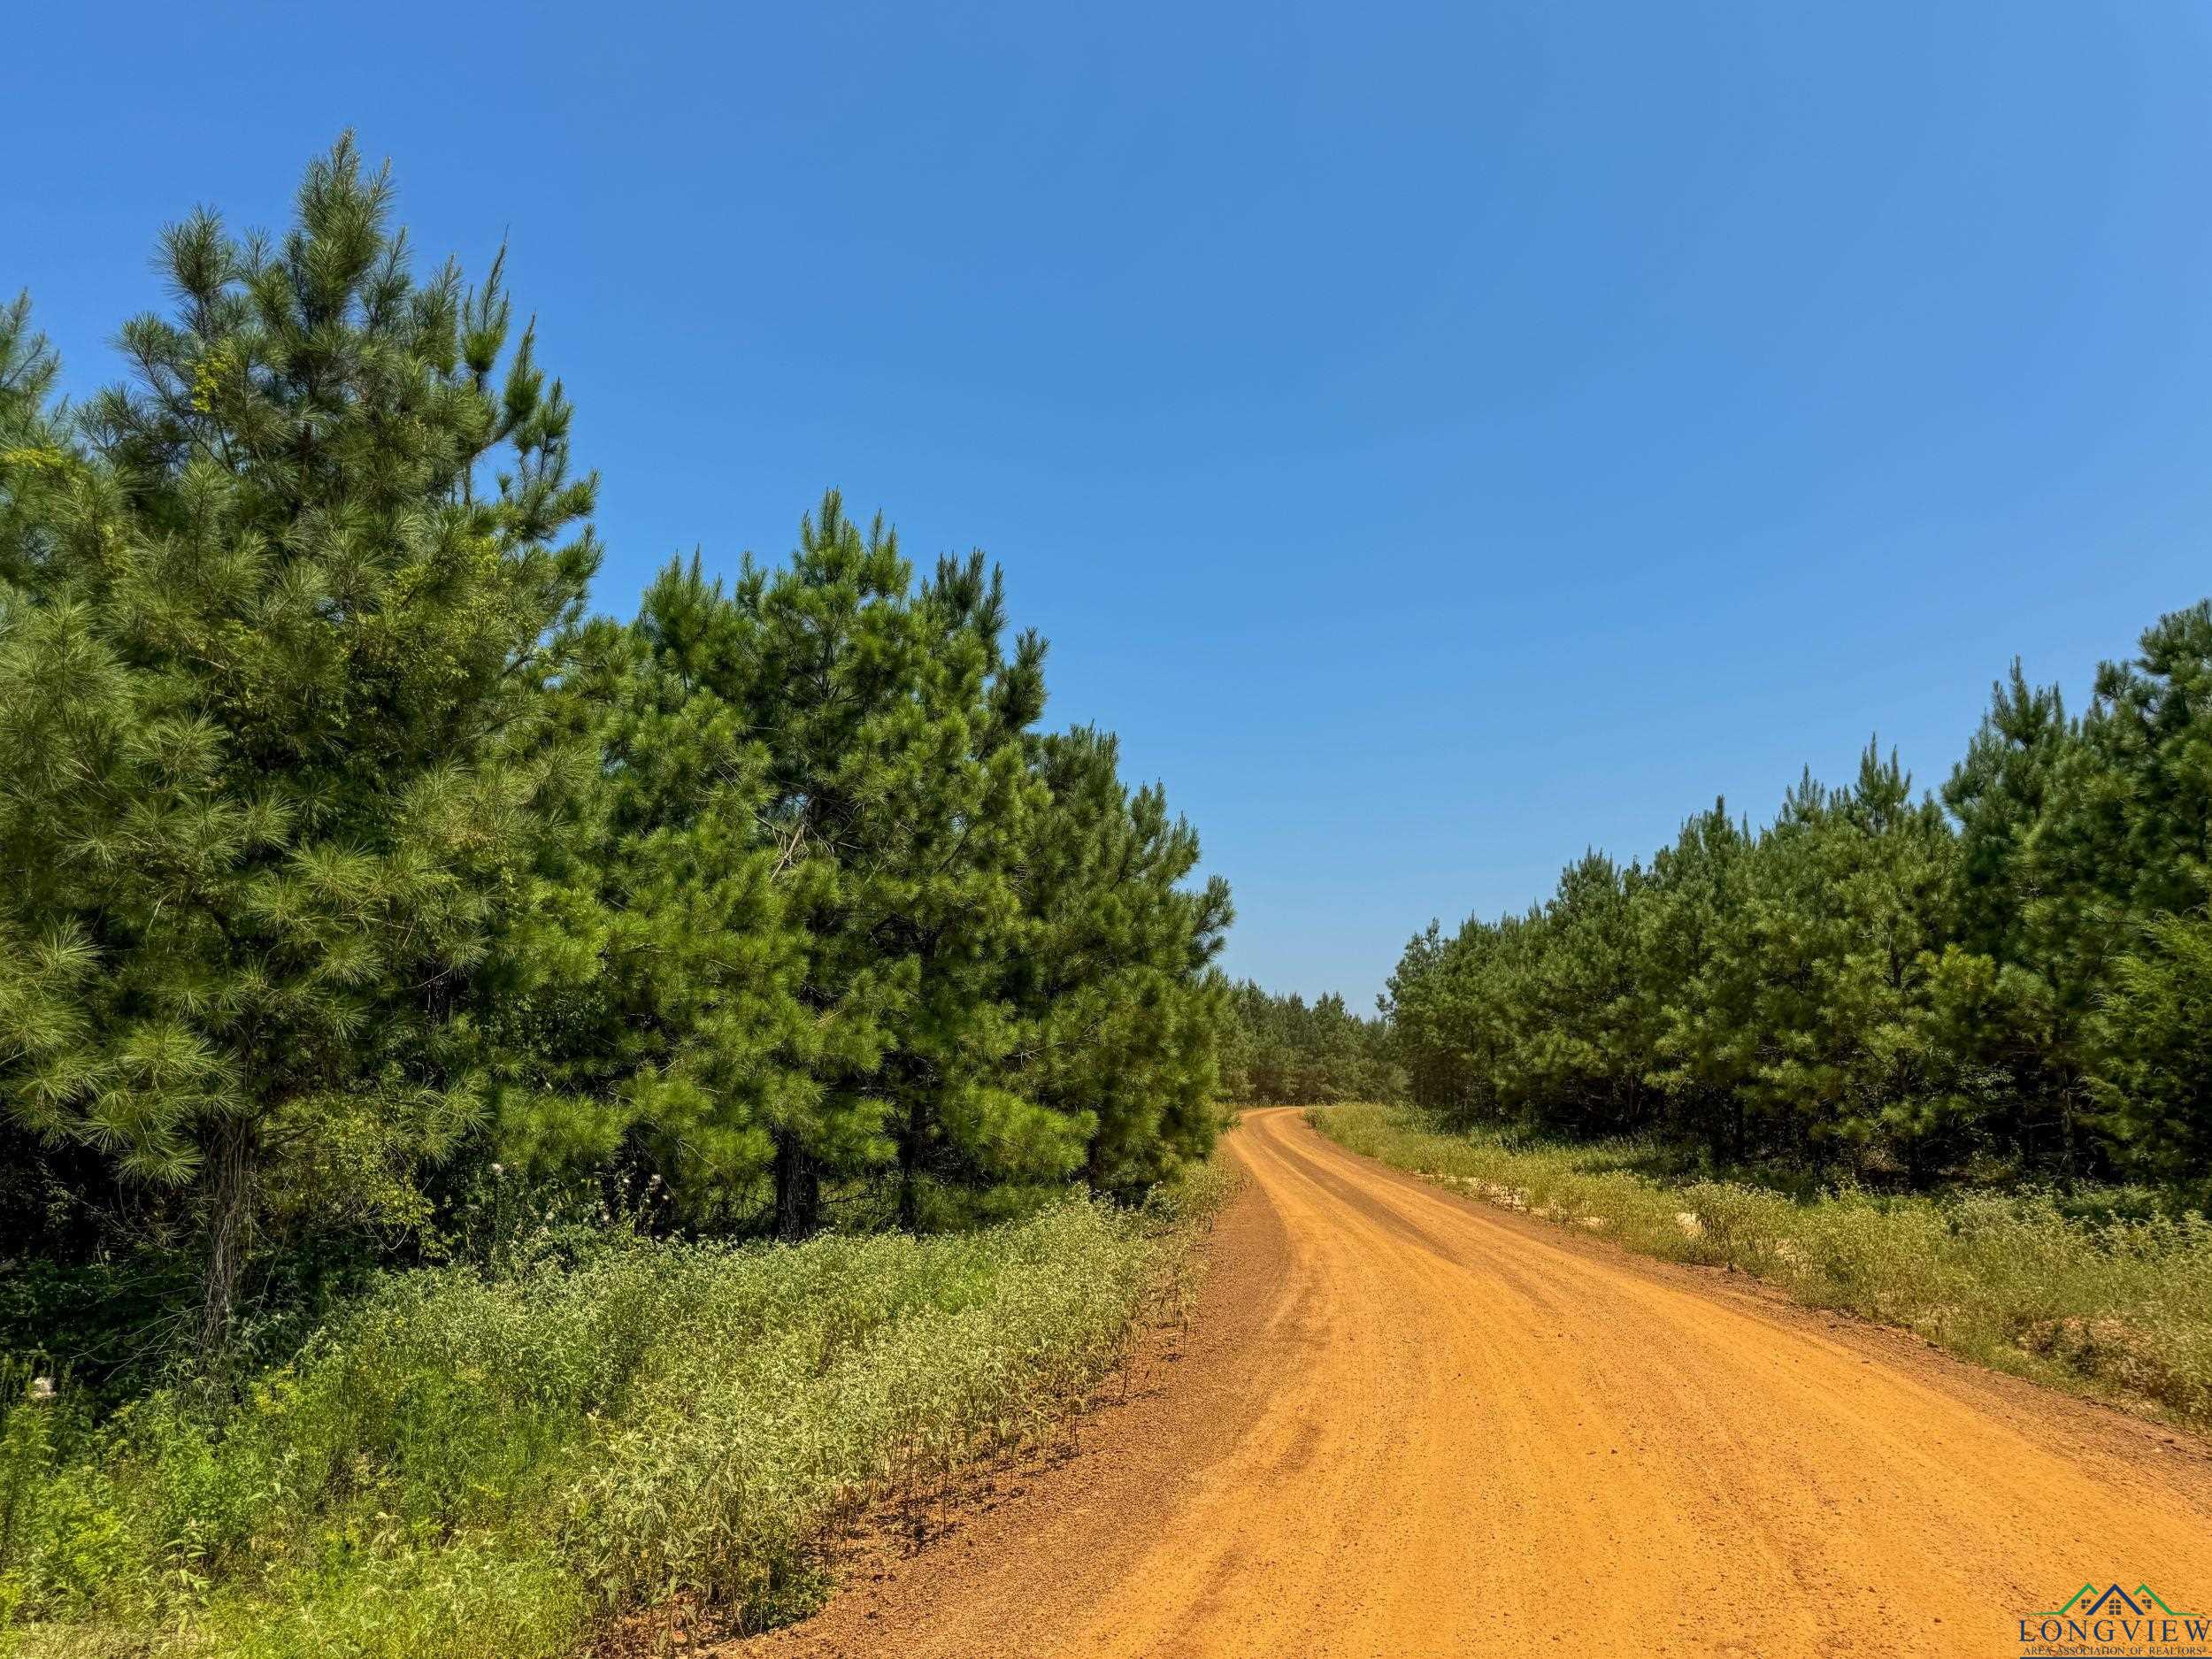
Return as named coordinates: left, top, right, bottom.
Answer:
left=0, top=140, right=598, bottom=1354
left=2087, top=603, right=2212, bottom=919
left=474, top=559, right=816, bottom=1221
left=1219, top=979, right=1399, bottom=1107
left=1643, top=800, right=1760, bottom=1157
left=2095, top=902, right=2212, bottom=1176
left=1012, top=728, right=1233, bottom=1186
left=1383, top=923, right=1466, bottom=1112
left=1732, top=748, right=1959, bottom=1177
left=709, top=495, right=1056, bottom=1233
left=2076, top=603, right=2212, bottom=1167
left=0, top=294, right=65, bottom=590
left=1943, top=664, right=2093, bottom=1173
left=1518, top=851, right=1653, bottom=1134
left=1943, top=610, right=2212, bottom=1173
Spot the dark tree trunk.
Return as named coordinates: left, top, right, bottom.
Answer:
left=773, top=1133, right=819, bottom=1240
left=897, top=1094, right=928, bottom=1233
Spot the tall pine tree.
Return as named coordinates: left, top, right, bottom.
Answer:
left=0, top=139, right=598, bottom=1352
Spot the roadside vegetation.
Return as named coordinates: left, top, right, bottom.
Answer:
left=1385, top=596, right=2212, bottom=1194
left=1314, top=1102, right=2212, bottom=1425
left=0, top=1160, right=1234, bottom=1657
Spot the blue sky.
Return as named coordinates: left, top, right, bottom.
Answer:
left=12, top=3, right=2212, bottom=1006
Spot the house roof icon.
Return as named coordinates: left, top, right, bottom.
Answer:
left=2081, top=1585, right=2146, bottom=1617
left=2039, top=1581, right=2199, bottom=1620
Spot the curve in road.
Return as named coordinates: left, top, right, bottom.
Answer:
left=738, top=1107, right=2212, bottom=1658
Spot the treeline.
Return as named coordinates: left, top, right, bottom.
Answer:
left=1217, top=981, right=1402, bottom=1104
left=1388, top=607, right=2212, bottom=1188
left=0, top=142, right=1231, bottom=1364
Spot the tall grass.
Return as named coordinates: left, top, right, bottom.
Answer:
left=1311, top=1102, right=2212, bottom=1425
left=0, top=1165, right=1233, bottom=1659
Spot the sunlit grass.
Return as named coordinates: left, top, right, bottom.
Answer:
left=0, top=1164, right=1233, bottom=1659
left=1310, top=1102, right=2212, bottom=1426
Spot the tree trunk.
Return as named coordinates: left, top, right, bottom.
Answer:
left=773, top=1133, right=819, bottom=1240
left=199, top=1118, right=257, bottom=1365
left=897, top=1094, right=929, bottom=1233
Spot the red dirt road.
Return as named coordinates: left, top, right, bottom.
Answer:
left=736, top=1107, right=2212, bottom=1657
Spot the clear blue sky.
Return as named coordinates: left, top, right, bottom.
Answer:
left=12, top=3, right=2212, bottom=1007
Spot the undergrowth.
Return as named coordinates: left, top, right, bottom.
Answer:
left=1310, top=1102, right=2212, bottom=1426
left=0, top=1158, right=1236, bottom=1659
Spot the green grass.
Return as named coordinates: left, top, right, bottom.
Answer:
left=1310, top=1102, right=2212, bottom=1426
left=0, top=1162, right=1235, bottom=1659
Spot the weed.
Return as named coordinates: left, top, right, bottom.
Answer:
left=0, top=1162, right=1233, bottom=1657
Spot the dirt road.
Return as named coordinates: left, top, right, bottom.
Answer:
left=739, top=1107, right=2212, bottom=1657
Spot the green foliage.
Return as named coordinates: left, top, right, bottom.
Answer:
left=0, top=140, right=600, bottom=1353
left=716, top=501, right=1067, bottom=1233
left=1313, top=1103, right=2212, bottom=1425
left=1387, top=599, right=2212, bottom=1186
left=0, top=294, right=65, bottom=592
left=477, top=508, right=1233, bottom=1234
left=0, top=119, right=1233, bottom=1659
left=1217, top=981, right=1398, bottom=1105
left=2096, top=900, right=2212, bottom=1177
left=1008, top=728, right=1233, bottom=1191
left=476, top=555, right=815, bottom=1223
left=0, top=1180, right=1225, bottom=1655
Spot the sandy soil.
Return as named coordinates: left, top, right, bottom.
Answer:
left=731, top=1106, right=2212, bottom=1657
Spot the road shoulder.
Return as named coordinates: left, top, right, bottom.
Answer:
left=724, top=1132, right=1295, bottom=1658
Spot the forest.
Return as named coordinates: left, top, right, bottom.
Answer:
left=1215, top=982, right=1399, bottom=1105
left=0, top=140, right=1233, bottom=1381
left=1386, top=610, right=2212, bottom=1192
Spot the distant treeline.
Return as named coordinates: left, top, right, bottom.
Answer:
left=0, top=142, right=1230, bottom=1364
left=1387, top=604, right=2212, bottom=1188
left=1219, top=981, right=1401, bottom=1105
